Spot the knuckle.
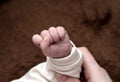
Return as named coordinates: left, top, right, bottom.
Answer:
left=32, top=34, right=39, bottom=39
left=56, top=26, right=64, bottom=29
left=56, top=27, right=65, bottom=36
left=40, top=30, right=48, bottom=36
left=49, top=27, right=55, bottom=31
left=32, top=34, right=39, bottom=41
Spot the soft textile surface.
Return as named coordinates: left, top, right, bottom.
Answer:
left=0, top=0, right=120, bottom=82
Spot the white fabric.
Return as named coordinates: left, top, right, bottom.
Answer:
left=11, top=46, right=83, bottom=82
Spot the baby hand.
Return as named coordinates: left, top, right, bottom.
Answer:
left=32, top=26, right=72, bottom=58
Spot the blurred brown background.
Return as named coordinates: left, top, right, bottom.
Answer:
left=0, top=0, right=120, bottom=82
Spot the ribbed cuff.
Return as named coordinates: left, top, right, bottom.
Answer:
left=47, top=46, right=81, bottom=67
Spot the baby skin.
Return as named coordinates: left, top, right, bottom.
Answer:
left=32, top=26, right=72, bottom=58
left=11, top=26, right=112, bottom=82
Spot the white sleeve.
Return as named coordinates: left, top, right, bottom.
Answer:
left=11, top=47, right=83, bottom=82
left=47, top=46, right=83, bottom=78
left=11, top=62, right=59, bottom=82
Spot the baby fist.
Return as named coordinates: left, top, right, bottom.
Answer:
left=32, top=26, right=72, bottom=58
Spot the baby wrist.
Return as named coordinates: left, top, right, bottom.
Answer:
left=47, top=41, right=83, bottom=78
